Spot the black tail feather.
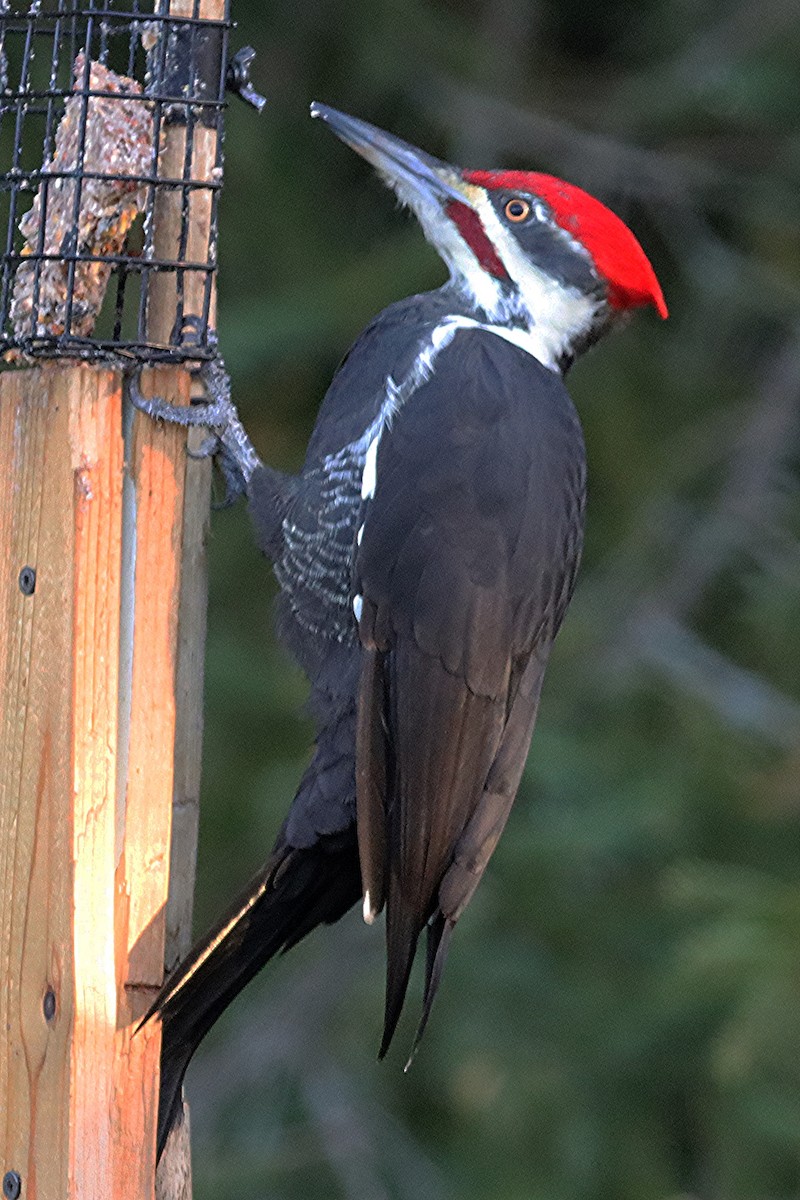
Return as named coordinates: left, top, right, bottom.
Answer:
left=406, top=912, right=454, bottom=1068
left=378, top=888, right=421, bottom=1060
left=151, top=834, right=360, bottom=1161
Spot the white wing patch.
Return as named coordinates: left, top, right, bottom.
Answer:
left=361, top=433, right=379, bottom=499
left=363, top=890, right=377, bottom=924
left=342, top=315, right=557, bottom=635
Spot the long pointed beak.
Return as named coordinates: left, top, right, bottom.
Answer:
left=310, top=102, right=465, bottom=207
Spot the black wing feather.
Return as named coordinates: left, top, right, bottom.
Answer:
left=355, top=330, right=585, bottom=1052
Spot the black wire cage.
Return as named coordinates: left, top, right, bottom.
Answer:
left=0, top=0, right=248, bottom=364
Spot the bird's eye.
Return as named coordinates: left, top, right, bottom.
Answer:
left=504, top=198, right=531, bottom=222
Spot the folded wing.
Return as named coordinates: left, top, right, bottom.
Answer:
left=353, top=329, right=586, bottom=1053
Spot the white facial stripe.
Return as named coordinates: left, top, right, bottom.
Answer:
left=387, top=168, right=602, bottom=365
left=471, top=194, right=600, bottom=365
left=478, top=321, right=563, bottom=370
left=435, top=314, right=567, bottom=371
left=442, top=316, right=570, bottom=372
left=378, top=147, right=608, bottom=364
left=428, top=225, right=506, bottom=314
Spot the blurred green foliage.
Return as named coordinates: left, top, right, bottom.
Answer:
left=186, top=1, right=800, bottom=1197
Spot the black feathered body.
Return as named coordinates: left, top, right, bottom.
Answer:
left=152, top=284, right=586, bottom=1155
left=255, top=287, right=585, bottom=859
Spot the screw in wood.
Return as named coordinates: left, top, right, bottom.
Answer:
left=2, top=1171, right=21, bottom=1200
left=43, top=988, right=57, bottom=1022
left=18, top=566, right=36, bottom=595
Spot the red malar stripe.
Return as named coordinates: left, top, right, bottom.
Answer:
left=445, top=200, right=509, bottom=280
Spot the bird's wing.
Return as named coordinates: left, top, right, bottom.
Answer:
left=416, top=644, right=548, bottom=1051
left=352, top=329, right=585, bottom=1054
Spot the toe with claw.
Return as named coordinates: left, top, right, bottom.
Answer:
left=126, top=333, right=262, bottom=506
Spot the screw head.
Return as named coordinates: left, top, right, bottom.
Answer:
left=18, top=567, right=36, bottom=596
left=3, top=1170, right=21, bottom=1200
left=43, top=988, right=57, bottom=1022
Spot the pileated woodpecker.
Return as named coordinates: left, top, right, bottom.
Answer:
left=134, top=103, right=667, bottom=1158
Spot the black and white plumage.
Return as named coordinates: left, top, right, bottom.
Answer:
left=142, top=104, right=667, bottom=1159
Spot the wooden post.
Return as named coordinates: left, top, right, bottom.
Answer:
left=0, top=361, right=203, bottom=1198
left=0, top=0, right=224, bottom=1194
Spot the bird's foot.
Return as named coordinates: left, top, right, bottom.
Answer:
left=127, top=322, right=261, bottom=507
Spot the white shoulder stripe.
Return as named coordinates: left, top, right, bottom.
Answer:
left=432, top=314, right=562, bottom=372
left=476, top=321, right=561, bottom=370
left=354, top=315, right=553, bottom=514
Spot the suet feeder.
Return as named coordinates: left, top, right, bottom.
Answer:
left=0, top=0, right=230, bottom=359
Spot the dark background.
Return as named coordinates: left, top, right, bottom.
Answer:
left=189, top=2, right=800, bottom=1197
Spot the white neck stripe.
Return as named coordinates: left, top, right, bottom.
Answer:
left=443, top=316, right=560, bottom=372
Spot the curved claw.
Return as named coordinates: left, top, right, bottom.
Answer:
left=211, top=453, right=249, bottom=509
left=186, top=431, right=247, bottom=507
left=127, top=364, right=150, bottom=413
left=187, top=434, right=221, bottom=461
